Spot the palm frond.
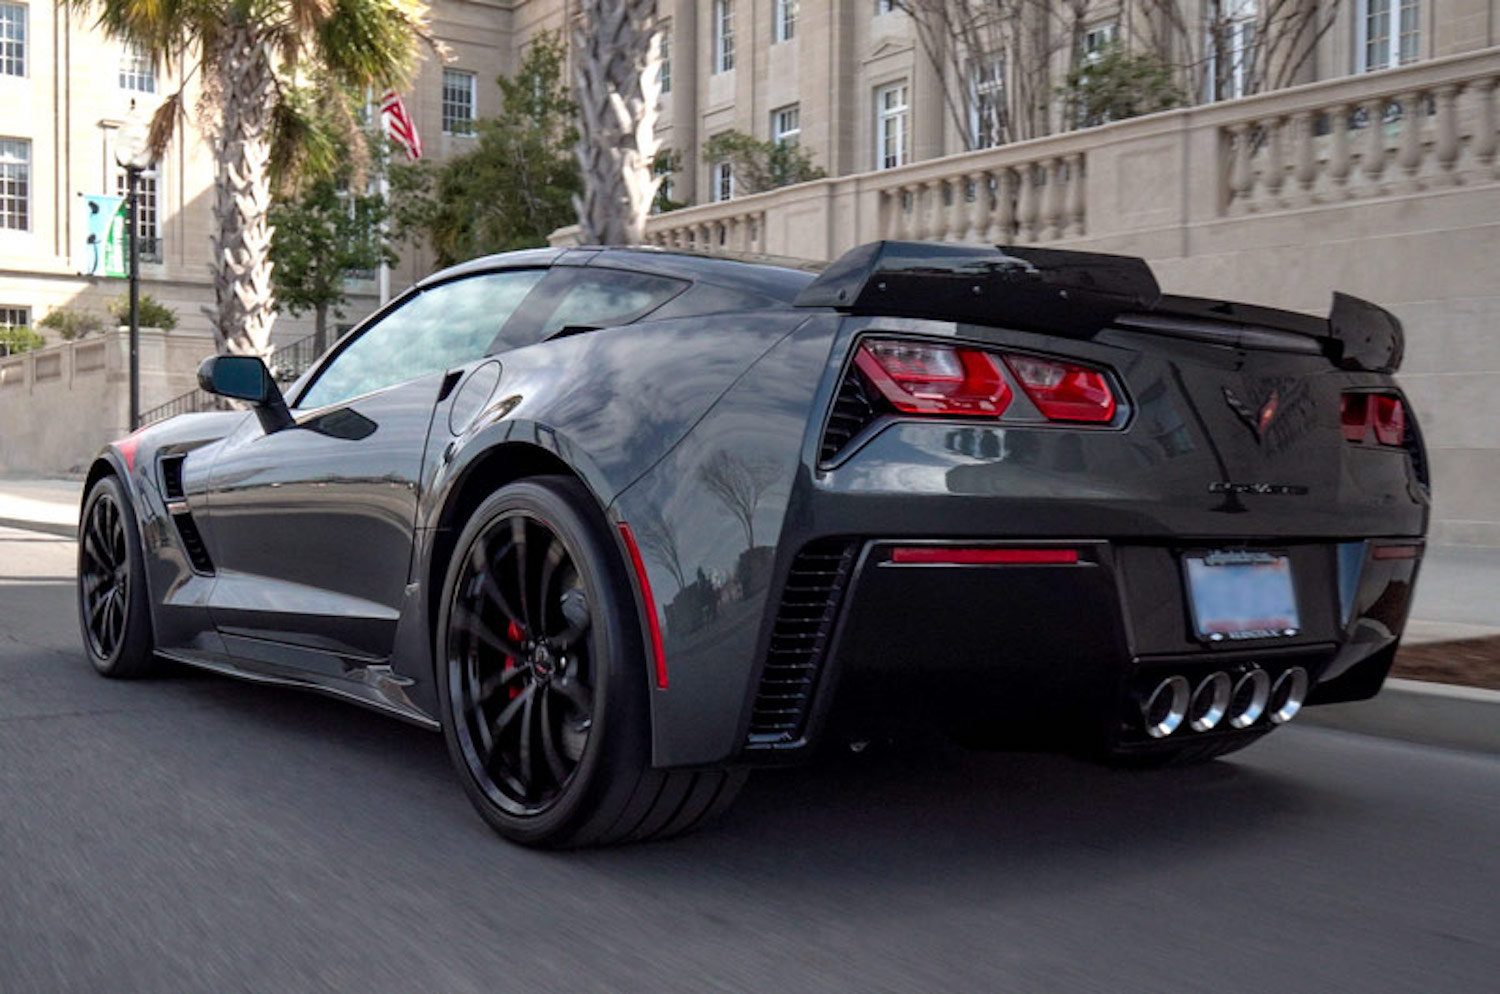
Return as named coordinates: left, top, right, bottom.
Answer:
left=146, top=89, right=183, bottom=159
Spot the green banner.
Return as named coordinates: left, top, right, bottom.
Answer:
left=78, top=194, right=128, bottom=279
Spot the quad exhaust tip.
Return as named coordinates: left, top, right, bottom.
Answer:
left=1228, top=670, right=1272, bottom=729
left=1142, top=676, right=1191, bottom=739
left=1268, top=666, right=1310, bottom=725
left=1188, top=672, right=1232, bottom=733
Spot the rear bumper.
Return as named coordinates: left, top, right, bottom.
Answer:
left=739, top=536, right=1421, bottom=763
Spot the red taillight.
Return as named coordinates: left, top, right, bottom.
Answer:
left=1341, top=392, right=1407, bottom=447
left=855, top=340, right=1011, bottom=416
left=1004, top=356, right=1117, bottom=423
left=853, top=338, right=1118, bottom=424
left=889, top=546, right=1080, bottom=565
left=1372, top=394, right=1406, bottom=446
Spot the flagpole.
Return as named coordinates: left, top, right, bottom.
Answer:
left=373, top=87, right=391, bottom=308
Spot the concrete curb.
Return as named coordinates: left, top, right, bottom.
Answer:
left=0, top=516, right=76, bottom=538
left=1301, top=678, right=1500, bottom=755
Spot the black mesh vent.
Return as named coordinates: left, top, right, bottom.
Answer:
left=1403, top=418, right=1429, bottom=491
left=160, top=455, right=186, bottom=500
left=747, top=540, right=859, bottom=748
left=172, top=512, right=215, bottom=574
left=819, top=366, right=881, bottom=464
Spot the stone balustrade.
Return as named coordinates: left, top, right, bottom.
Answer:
left=1219, top=53, right=1500, bottom=213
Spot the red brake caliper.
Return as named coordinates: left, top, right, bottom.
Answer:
left=505, top=619, right=524, bottom=700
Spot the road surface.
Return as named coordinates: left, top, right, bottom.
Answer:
left=1, top=525, right=1496, bottom=993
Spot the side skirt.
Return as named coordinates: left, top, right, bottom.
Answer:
left=155, top=648, right=442, bottom=731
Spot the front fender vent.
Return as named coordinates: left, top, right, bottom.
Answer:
left=171, top=511, right=215, bottom=574
left=746, top=540, right=859, bottom=749
left=160, top=454, right=186, bottom=500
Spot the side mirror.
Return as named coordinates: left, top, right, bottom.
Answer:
left=197, top=355, right=294, bottom=434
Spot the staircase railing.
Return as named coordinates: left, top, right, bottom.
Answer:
left=136, top=328, right=331, bottom=428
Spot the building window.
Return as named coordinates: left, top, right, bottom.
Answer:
left=771, top=105, right=800, bottom=146
left=875, top=0, right=897, bottom=15
left=713, top=160, right=733, bottom=202
left=442, top=69, right=476, bottom=135
left=115, top=165, right=162, bottom=263
left=713, top=0, right=734, bottom=73
left=1204, top=0, right=1259, bottom=100
left=0, top=305, right=28, bottom=328
left=774, top=0, right=797, bottom=43
left=0, top=138, right=28, bottom=231
left=875, top=82, right=909, bottom=170
left=0, top=3, right=23, bottom=78
left=1082, top=21, right=1119, bottom=62
left=658, top=28, right=671, bottom=94
left=968, top=55, right=1005, bottom=149
left=1359, top=0, right=1420, bottom=72
left=119, top=40, right=155, bottom=92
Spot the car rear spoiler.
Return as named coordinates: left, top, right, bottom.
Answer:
left=794, top=241, right=1404, bottom=373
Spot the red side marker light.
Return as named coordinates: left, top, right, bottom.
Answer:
left=618, top=522, right=668, bottom=689
left=890, top=546, right=1080, bottom=565
left=1371, top=543, right=1419, bottom=560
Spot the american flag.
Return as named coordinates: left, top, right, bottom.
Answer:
left=380, top=90, right=423, bottom=161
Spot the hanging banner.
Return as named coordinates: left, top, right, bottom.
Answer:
left=76, top=194, right=128, bottom=279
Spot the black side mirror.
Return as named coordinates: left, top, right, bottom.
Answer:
left=197, top=355, right=294, bottom=434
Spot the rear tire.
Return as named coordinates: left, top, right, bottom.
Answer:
left=436, top=476, right=744, bottom=847
left=77, top=474, right=158, bottom=678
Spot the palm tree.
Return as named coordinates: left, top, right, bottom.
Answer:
left=573, top=0, right=662, bottom=245
left=71, top=0, right=430, bottom=356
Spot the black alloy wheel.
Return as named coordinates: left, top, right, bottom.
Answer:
left=78, top=474, right=157, bottom=677
left=437, top=477, right=747, bottom=847
left=447, top=505, right=596, bottom=815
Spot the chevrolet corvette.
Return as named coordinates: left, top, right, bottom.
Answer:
left=77, top=241, right=1427, bottom=846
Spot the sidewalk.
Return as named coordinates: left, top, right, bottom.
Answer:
left=0, top=478, right=81, bottom=538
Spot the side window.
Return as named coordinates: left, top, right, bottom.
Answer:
left=298, top=269, right=545, bottom=410
left=519, top=269, right=687, bottom=343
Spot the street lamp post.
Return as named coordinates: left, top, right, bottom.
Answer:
left=115, top=102, right=153, bottom=431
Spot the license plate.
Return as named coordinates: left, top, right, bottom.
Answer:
left=1184, top=551, right=1300, bottom=641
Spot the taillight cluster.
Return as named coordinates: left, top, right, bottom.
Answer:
left=1341, top=391, right=1407, bottom=446
left=853, top=338, right=1117, bottom=424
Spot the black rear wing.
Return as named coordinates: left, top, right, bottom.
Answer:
left=794, top=241, right=1403, bottom=373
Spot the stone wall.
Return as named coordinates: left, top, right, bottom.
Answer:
left=0, top=328, right=217, bottom=475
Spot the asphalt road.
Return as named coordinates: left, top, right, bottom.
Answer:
left=2, top=524, right=1497, bottom=994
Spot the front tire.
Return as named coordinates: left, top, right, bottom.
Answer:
left=77, top=474, right=158, bottom=678
left=436, top=477, right=743, bottom=847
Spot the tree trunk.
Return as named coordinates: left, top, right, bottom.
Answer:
left=209, top=24, right=277, bottom=356
left=573, top=0, right=662, bottom=246
left=314, top=302, right=328, bottom=356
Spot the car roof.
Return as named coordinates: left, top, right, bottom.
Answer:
left=418, top=245, right=823, bottom=304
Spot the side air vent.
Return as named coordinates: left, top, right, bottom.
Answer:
left=172, top=512, right=215, bottom=574
left=746, top=540, right=859, bottom=748
left=160, top=455, right=186, bottom=501
left=819, top=365, right=881, bottom=465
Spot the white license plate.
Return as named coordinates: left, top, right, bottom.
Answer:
left=1184, top=551, right=1300, bottom=641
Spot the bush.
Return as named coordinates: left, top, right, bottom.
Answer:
left=109, top=293, right=179, bottom=331
left=1062, top=45, right=1185, bottom=129
left=37, top=307, right=106, bottom=340
left=0, top=325, right=45, bottom=355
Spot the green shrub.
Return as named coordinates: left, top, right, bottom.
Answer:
left=109, top=293, right=179, bottom=331
left=0, top=325, right=45, bottom=355
left=37, top=307, right=105, bottom=340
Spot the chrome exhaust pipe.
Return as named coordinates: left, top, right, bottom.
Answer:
left=1228, top=669, right=1271, bottom=729
left=1141, top=676, right=1190, bottom=739
left=1268, top=667, right=1310, bottom=725
left=1188, top=672, right=1232, bottom=732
